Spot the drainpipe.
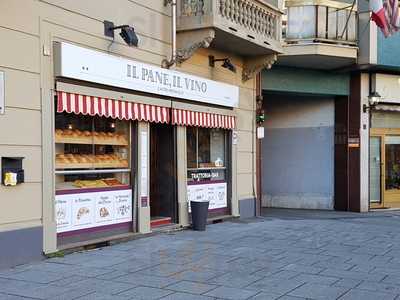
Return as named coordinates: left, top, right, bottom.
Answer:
left=162, top=0, right=177, bottom=69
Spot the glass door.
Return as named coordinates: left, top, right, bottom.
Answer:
left=369, top=136, right=382, bottom=208
left=384, top=136, right=400, bottom=208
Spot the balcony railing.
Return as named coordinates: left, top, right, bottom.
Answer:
left=284, top=0, right=357, bottom=46
left=177, top=0, right=283, bottom=55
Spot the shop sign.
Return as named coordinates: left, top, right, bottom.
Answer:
left=232, top=131, right=238, bottom=145
left=55, top=189, right=132, bottom=233
left=375, top=74, right=400, bottom=103
left=0, top=71, right=4, bottom=114
left=55, top=42, right=239, bottom=108
left=140, top=130, right=149, bottom=207
left=187, top=182, right=227, bottom=211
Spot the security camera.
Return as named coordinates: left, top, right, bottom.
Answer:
left=104, top=20, right=139, bottom=47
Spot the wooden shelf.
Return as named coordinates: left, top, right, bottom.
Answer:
left=56, top=162, right=129, bottom=169
left=55, top=136, right=128, bottom=146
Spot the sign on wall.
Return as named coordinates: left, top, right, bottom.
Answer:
left=0, top=71, right=4, bottom=114
left=375, top=74, right=400, bottom=103
left=187, top=182, right=227, bottom=211
left=140, top=131, right=148, bottom=207
left=55, top=189, right=132, bottom=233
left=55, top=42, right=239, bottom=108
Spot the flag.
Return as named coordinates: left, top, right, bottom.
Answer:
left=384, top=0, right=400, bottom=35
left=371, top=0, right=390, bottom=36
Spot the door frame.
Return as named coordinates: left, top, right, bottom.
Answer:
left=369, top=131, right=384, bottom=209
left=149, top=123, right=178, bottom=224
left=370, top=128, right=400, bottom=209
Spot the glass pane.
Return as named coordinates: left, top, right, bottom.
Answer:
left=210, top=129, right=225, bottom=167
left=55, top=113, right=131, bottom=191
left=286, top=6, right=316, bottom=39
left=198, top=128, right=211, bottom=167
left=187, top=127, right=197, bottom=169
left=385, top=136, right=400, bottom=190
left=370, top=137, right=381, bottom=203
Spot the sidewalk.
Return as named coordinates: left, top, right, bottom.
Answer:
left=1, top=210, right=400, bottom=299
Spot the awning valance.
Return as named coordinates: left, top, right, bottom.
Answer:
left=172, top=108, right=236, bottom=129
left=56, top=91, right=170, bottom=123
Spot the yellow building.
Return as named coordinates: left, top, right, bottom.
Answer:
left=0, top=0, right=282, bottom=268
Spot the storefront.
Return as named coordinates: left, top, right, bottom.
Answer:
left=52, top=42, right=238, bottom=246
left=369, top=74, right=400, bottom=209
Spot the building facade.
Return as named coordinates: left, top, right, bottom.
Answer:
left=0, top=0, right=282, bottom=268
left=259, top=0, right=358, bottom=211
left=357, top=0, right=400, bottom=211
left=260, top=0, right=400, bottom=213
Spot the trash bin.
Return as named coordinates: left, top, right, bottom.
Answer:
left=190, top=200, right=209, bottom=231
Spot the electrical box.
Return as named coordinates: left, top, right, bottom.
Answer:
left=2, top=157, right=24, bottom=186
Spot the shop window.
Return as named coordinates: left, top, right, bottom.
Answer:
left=186, top=127, right=227, bottom=180
left=385, top=136, right=400, bottom=190
left=55, top=113, right=131, bottom=191
left=54, top=111, right=134, bottom=238
left=186, top=127, right=229, bottom=212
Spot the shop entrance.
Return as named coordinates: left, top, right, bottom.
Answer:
left=150, top=123, right=177, bottom=227
left=370, top=128, right=400, bottom=209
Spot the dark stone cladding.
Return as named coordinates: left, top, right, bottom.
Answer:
left=239, top=198, right=256, bottom=218
left=0, top=226, right=44, bottom=269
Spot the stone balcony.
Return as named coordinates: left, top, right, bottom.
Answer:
left=176, top=0, right=284, bottom=80
left=279, top=0, right=358, bottom=69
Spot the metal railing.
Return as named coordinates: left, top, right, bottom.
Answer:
left=284, top=0, right=357, bottom=45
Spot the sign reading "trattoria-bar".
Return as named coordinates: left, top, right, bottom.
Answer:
left=54, top=42, right=239, bottom=108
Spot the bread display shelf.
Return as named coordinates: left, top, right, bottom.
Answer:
left=55, top=136, right=128, bottom=146
left=56, top=162, right=129, bottom=169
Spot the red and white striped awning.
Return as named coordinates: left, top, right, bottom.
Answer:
left=172, top=108, right=236, bottom=129
left=56, top=91, right=170, bottom=123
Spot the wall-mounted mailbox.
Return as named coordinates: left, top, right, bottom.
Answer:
left=2, top=157, right=24, bottom=186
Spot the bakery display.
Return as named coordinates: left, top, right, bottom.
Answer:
left=55, top=129, right=128, bottom=145
left=56, top=153, right=129, bottom=169
left=72, top=178, right=124, bottom=189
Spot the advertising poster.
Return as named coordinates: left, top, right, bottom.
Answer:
left=55, top=196, right=72, bottom=231
left=95, top=194, right=114, bottom=224
left=187, top=182, right=227, bottom=212
left=55, top=189, right=132, bottom=233
left=114, top=191, right=132, bottom=221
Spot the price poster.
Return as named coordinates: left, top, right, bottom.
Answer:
left=187, top=182, right=227, bottom=212
left=55, top=189, right=132, bottom=233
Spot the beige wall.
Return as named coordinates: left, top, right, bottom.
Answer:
left=176, top=48, right=257, bottom=203
left=0, top=0, right=257, bottom=250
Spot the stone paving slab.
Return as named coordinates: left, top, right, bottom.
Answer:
left=2, top=209, right=400, bottom=299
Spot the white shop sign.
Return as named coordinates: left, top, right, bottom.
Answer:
left=375, top=74, right=400, bottom=104
left=187, top=182, right=227, bottom=212
left=55, top=42, right=239, bottom=108
left=55, top=189, right=132, bottom=233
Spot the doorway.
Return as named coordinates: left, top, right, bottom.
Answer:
left=370, top=129, right=400, bottom=209
left=150, top=123, right=177, bottom=227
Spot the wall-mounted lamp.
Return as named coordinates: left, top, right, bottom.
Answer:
left=104, top=20, right=139, bottom=47
left=209, top=56, right=236, bottom=73
left=363, top=91, right=382, bottom=113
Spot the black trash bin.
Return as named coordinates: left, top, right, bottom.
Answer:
left=190, top=201, right=209, bottom=231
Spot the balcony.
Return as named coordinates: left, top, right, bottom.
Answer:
left=176, top=0, right=284, bottom=80
left=278, top=0, right=358, bottom=69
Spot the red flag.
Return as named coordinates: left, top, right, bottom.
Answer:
left=371, top=0, right=389, bottom=36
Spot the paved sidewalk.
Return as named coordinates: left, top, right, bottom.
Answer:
left=2, top=210, right=400, bottom=299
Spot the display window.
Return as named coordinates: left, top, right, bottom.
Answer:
left=55, top=113, right=131, bottom=191
left=54, top=111, right=134, bottom=240
left=186, top=127, right=230, bottom=213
